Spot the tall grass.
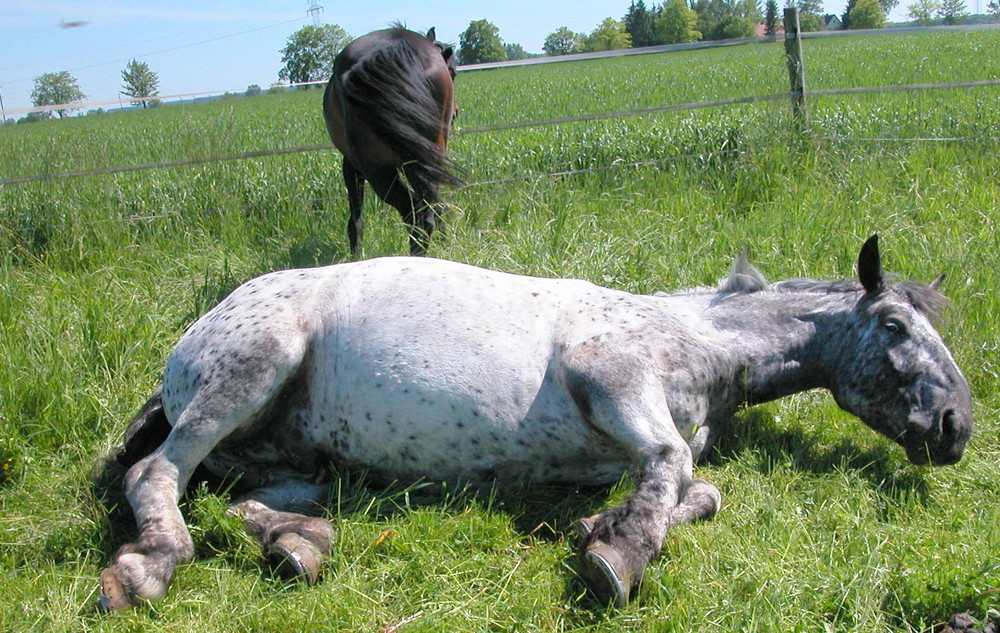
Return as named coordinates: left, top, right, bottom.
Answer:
left=0, top=28, right=998, bottom=632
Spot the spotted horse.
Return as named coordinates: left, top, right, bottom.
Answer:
left=98, top=235, right=972, bottom=610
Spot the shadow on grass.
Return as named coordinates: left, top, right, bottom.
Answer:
left=882, top=560, right=1000, bottom=633
left=88, top=399, right=933, bottom=617
left=709, top=408, right=932, bottom=508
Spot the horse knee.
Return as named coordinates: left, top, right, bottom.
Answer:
left=688, top=478, right=722, bottom=520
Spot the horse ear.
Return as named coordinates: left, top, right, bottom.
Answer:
left=441, top=46, right=454, bottom=62
left=930, top=273, right=945, bottom=291
left=858, top=234, right=884, bottom=294
left=427, top=27, right=436, bottom=41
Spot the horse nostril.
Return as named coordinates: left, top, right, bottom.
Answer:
left=940, top=409, right=958, bottom=439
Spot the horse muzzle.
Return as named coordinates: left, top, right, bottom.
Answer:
left=903, top=406, right=973, bottom=466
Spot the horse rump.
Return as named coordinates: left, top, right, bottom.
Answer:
left=338, top=37, right=463, bottom=192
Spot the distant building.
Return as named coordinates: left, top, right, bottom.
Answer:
left=824, top=14, right=843, bottom=29
left=755, top=22, right=785, bottom=37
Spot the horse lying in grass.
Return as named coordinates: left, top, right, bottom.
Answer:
left=98, top=235, right=972, bottom=610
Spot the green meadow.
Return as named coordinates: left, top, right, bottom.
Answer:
left=1, top=28, right=999, bottom=632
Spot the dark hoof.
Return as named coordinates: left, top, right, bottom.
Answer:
left=98, top=567, right=133, bottom=612
left=573, top=515, right=597, bottom=538
left=580, top=541, right=632, bottom=607
left=266, top=533, right=323, bottom=585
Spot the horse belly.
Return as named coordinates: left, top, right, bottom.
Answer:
left=303, top=340, right=632, bottom=485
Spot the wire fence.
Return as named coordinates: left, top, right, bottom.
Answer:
left=3, top=24, right=1000, bottom=190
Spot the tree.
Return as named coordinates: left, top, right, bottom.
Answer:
left=278, top=24, right=351, bottom=87
left=656, top=0, right=702, bottom=44
left=121, top=59, right=159, bottom=109
left=697, top=0, right=760, bottom=39
left=692, top=0, right=728, bottom=40
left=504, top=42, right=530, bottom=60
left=583, top=17, right=633, bottom=51
left=624, top=0, right=659, bottom=47
left=847, top=0, right=887, bottom=27
left=878, top=0, right=901, bottom=14
left=936, top=0, right=968, bottom=23
left=708, top=14, right=758, bottom=38
left=790, top=0, right=825, bottom=30
left=764, top=0, right=780, bottom=36
left=988, top=0, right=1000, bottom=16
left=907, top=0, right=941, bottom=23
left=30, top=71, right=86, bottom=118
left=458, top=19, right=505, bottom=64
left=543, top=27, right=585, bottom=55
left=841, top=0, right=858, bottom=26
left=21, top=111, right=53, bottom=124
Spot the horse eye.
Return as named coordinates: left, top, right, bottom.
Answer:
left=884, top=318, right=907, bottom=335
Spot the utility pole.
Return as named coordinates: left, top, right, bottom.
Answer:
left=307, top=0, right=323, bottom=26
left=0, top=87, right=6, bottom=124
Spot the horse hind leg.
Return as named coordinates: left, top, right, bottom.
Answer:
left=229, top=478, right=334, bottom=585
left=100, top=328, right=311, bottom=610
left=402, top=163, right=442, bottom=256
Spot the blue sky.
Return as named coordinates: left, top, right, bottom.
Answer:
left=2, top=0, right=915, bottom=116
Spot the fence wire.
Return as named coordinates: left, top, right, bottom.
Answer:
left=2, top=77, right=1000, bottom=188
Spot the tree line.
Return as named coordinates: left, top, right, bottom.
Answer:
left=12, top=0, right=991, bottom=124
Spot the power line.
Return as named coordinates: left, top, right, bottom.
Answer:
left=0, top=16, right=306, bottom=87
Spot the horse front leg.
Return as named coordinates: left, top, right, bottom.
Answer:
left=575, top=478, right=722, bottom=538
left=343, top=159, right=366, bottom=256
left=368, top=166, right=434, bottom=256
left=578, top=450, right=690, bottom=607
left=563, top=346, right=717, bottom=606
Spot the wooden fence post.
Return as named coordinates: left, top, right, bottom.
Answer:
left=783, top=7, right=807, bottom=124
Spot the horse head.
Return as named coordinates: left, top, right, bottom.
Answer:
left=829, top=235, right=973, bottom=465
left=426, top=27, right=457, bottom=79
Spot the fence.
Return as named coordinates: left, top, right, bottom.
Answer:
left=2, top=19, right=1000, bottom=188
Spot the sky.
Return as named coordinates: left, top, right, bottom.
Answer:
left=1, top=0, right=922, bottom=117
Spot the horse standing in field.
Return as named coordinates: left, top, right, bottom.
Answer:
left=98, top=236, right=972, bottom=610
left=323, top=26, right=462, bottom=256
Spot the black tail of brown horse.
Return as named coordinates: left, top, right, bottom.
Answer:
left=336, top=38, right=462, bottom=192
left=324, top=27, right=462, bottom=256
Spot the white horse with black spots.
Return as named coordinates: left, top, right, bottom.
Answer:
left=98, top=235, right=973, bottom=610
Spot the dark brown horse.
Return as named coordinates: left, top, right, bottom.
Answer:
left=323, top=26, right=461, bottom=256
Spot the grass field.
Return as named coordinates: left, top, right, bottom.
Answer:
left=1, top=28, right=999, bottom=632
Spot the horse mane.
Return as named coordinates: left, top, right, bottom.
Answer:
left=711, top=255, right=948, bottom=323
left=718, top=251, right=769, bottom=294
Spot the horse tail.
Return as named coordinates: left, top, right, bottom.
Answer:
left=116, top=387, right=171, bottom=469
left=340, top=38, right=463, bottom=192
left=94, top=387, right=215, bottom=512
left=92, top=387, right=171, bottom=514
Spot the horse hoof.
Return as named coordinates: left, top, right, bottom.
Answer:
left=98, top=567, right=133, bottom=612
left=573, top=515, right=598, bottom=538
left=267, top=533, right=323, bottom=585
left=580, top=541, right=632, bottom=607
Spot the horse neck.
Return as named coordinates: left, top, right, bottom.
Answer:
left=701, top=288, right=861, bottom=406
